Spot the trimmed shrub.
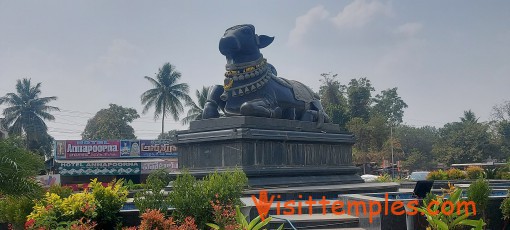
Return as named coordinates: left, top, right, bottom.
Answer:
left=89, top=178, right=128, bottom=229
left=446, top=168, right=467, bottom=180
left=48, top=185, right=73, bottom=198
left=0, top=195, right=40, bottom=230
left=168, top=169, right=248, bottom=229
left=467, top=178, right=490, bottom=218
left=134, top=170, right=172, bottom=213
left=26, top=192, right=98, bottom=229
left=501, top=197, right=510, bottom=221
left=427, top=170, right=448, bottom=180
left=466, top=166, right=485, bottom=179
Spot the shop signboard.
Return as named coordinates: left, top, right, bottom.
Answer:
left=139, top=139, right=178, bottom=157
left=120, top=140, right=141, bottom=157
left=55, top=140, right=177, bottom=159
left=141, top=159, right=178, bottom=174
left=55, top=140, right=120, bottom=159
left=58, top=162, right=141, bottom=176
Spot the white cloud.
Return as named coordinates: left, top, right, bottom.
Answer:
left=394, top=22, right=423, bottom=37
left=331, top=0, right=392, bottom=29
left=287, top=5, right=329, bottom=46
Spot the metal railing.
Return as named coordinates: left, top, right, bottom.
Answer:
left=270, top=216, right=297, bottom=230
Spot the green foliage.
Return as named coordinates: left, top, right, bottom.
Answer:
left=26, top=192, right=98, bottom=229
left=138, top=209, right=197, bottom=230
left=375, top=174, right=392, bottom=182
left=81, top=104, right=140, bottom=140
left=134, top=170, right=172, bottom=213
left=0, top=78, right=59, bottom=157
left=423, top=192, right=437, bottom=206
left=347, top=77, right=374, bottom=121
left=466, top=166, right=485, bottom=179
left=168, top=169, right=248, bottom=229
left=446, top=168, right=467, bottom=180
left=141, top=62, right=191, bottom=135
left=467, top=178, right=490, bottom=217
left=372, top=87, right=408, bottom=125
left=48, top=185, right=73, bottom=198
left=483, top=168, right=498, bottom=179
left=202, top=170, right=248, bottom=206
left=319, top=73, right=349, bottom=129
left=134, top=171, right=172, bottom=213
left=432, top=111, right=495, bottom=165
left=427, top=170, right=448, bottom=180
left=146, top=169, right=171, bottom=191
left=347, top=115, right=391, bottom=164
left=319, top=73, right=346, bottom=107
left=0, top=138, right=44, bottom=197
left=207, top=206, right=282, bottom=230
left=501, top=197, right=510, bottom=221
left=0, top=194, right=42, bottom=230
left=124, top=179, right=145, bottom=190
left=182, top=86, right=210, bottom=125
left=396, top=125, right=438, bottom=171
left=324, top=103, right=350, bottom=129
left=402, top=149, right=436, bottom=172
left=167, top=172, right=208, bottom=226
left=417, top=185, right=485, bottom=230
left=156, top=130, right=177, bottom=141
left=89, top=178, right=128, bottom=228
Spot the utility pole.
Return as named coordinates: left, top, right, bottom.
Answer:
left=391, top=125, right=395, bottom=179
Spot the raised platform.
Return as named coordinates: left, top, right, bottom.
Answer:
left=186, top=116, right=349, bottom=134
left=174, top=117, right=362, bottom=187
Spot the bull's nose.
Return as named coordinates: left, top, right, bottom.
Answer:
left=219, top=36, right=240, bottom=56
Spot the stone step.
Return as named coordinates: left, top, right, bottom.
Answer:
left=268, top=213, right=359, bottom=230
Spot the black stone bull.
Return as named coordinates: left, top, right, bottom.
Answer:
left=202, top=24, right=330, bottom=126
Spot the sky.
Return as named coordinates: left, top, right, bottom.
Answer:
left=0, top=0, right=509, bottom=140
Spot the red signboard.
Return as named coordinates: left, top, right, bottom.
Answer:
left=65, top=140, right=120, bottom=159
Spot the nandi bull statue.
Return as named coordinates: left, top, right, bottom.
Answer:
left=202, top=24, right=330, bottom=126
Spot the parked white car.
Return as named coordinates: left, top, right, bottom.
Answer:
left=361, top=174, right=379, bottom=182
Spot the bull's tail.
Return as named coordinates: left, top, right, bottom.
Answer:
left=310, top=100, right=325, bottom=128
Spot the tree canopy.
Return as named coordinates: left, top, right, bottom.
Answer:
left=141, top=63, right=191, bottom=136
left=182, top=86, right=209, bottom=125
left=0, top=78, right=59, bottom=157
left=82, top=104, right=140, bottom=140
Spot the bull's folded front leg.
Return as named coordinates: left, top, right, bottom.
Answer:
left=240, top=99, right=281, bottom=118
left=202, top=85, right=224, bottom=119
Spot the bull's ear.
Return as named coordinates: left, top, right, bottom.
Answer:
left=257, top=35, right=274, bottom=48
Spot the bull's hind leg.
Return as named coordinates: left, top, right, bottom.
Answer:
left=240, top=99, right=282, bottom=118
left=301, top=100, right=331, bottom=127
left=202, top=85, right=225, bottom=119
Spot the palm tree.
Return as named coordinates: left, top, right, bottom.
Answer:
left=0, top=78, right=59, bottom=144
left=181, top=86, right=209, bottom=125
left=141, top=63, right=190, bottom=136
left=461, top=110, right=478, bottom=123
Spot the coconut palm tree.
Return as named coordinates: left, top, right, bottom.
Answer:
left=141, top=63, right=190, bottom=136
left=461, top=110, right=479, bottom=123
left=0, top=78, right=59, bottom=146
left=181, top=86, right=209, bottom=125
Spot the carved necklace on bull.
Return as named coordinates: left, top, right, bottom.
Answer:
left=221, top=56, right=272, bottom=100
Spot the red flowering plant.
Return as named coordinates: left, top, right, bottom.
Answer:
left=136, top=209, right=198, bottom=230
left=206, top=195, right=239, bottom=230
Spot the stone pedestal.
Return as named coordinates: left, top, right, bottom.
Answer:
left=173, top=116, right=362, bottom=187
